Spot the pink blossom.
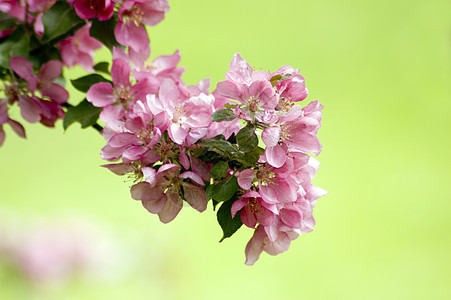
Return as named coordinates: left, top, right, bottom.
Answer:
left=114, top=0, right=169, bottom=57
left=262, top=102, right=323, bottom=167
left=130, top=164, right=207, bottom=223
left=244, top=224, right=296, bottom=266
left=87, top=57, right=157, bottom=121
left=272, top=66, right=308, bottom=110
left=231, top=191, right=275, bottom=228
left=0, top=98, right=26, bottom=146
left=10, top=56, right=69, bottom=104
left=146, top=79, right=214, bottom=145
left=27, top=0, right=56, bottom=13
left=74, top=0, right=114, bottom=21
left=216, top=54, right=278, bottom=123
left=100, top=108, right=162, bottom=161
left=59, top=24, right=103, bottom=71
left=133, top=50, right=185, bottom=83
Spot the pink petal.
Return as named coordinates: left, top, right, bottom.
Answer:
left=97, top=1, right=114, bottom=21
left=179, top=171, right=204, bottom=186
left=18, top=96, right=41, bottom=123
left=122, top=145, right=148, bottom=160
left=142, top=195, right=166, bottom=214
left=179, top=146, right=190, bottom=169
left=101, top=163, right=134, bottom=175
left=237, top=169, right=254, bottom=190
left=87, top=82, right=115, bottom=107
left=74, top=0, right=96, bottom=19
left=114, top=22, right=149, bottom=52
left=229, top=53, right=253, bottom=84
left=169, top=123, right=188, bottom=145
left=231, top=197, right=248, bottom=218
left=0, top=127, right=5, bottom=146
left=263, top=232, right=291, bottom=256
left=256, top=207, right=275, bottom=227
left=244, top=225, right=266, bottom=266
left=100, top=144, right=126, bottom=160
left=158, top=190, right=183, bottom=223
left=108, top=132, right=141, bottom=147
left=288, top=133, right=322, bottom=156
left=142, top=167, right=157, bottom=186
left=280, top=208, right=302, bottom=229
left=216, top=81, right=242, bottom=100
left=40, top=83, right=68, bottom=104
left=241, top=206, right=257, bottom=228
left=265, top=145, right=287, bottom=168
left=111, top=58, right=130, bottom=87
left=7, top=119, right=26, bottom=138
left=157, top=163, right=181, bottom=174
left=112, top=46, right=129, bottom=62
left=262, top=126, right=280, bottom=147
left=99, top=104, right=124, bottom=122
left=39, top=60, right=62, bottom=82
left=129, top=46, right=150, bottom=71
left=10, top=56, right=34, bottom=80
left=159, top=79, right=180, bottom=106
left=182, top=183, right=207, bottom=212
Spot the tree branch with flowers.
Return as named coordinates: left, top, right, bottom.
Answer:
left=0, top=0, right=327, bottom=265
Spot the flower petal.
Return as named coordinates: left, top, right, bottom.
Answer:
left=262, top=126, right=280, bottom=147
left=10, top=56, right=33, bottom=80
left=182, top=183, right=207, bottom=212
left=40, top=83, right=68, bottom=104
left=158, top=189, right=183, bottom=223
left=87, top=82, right=115, bottom=107
left=265, top=144, right=287, bottom=168
left=7, top=119, right=26, bottom=138
left=39, top=60, right=62, bottom=82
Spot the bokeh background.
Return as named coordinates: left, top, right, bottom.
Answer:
left=1, top=0, right=450, bottom=299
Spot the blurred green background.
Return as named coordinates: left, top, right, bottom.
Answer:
left=1, top=0, right=450, bottom=299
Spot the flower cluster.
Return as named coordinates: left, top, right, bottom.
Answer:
left=95, top=52, right=327, bottom=264
left=0, top=0, right=326, bottom=264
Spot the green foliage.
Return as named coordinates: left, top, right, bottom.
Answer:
left=197, top=138, right=238, bottom=157
left=207, top=176, right=239, bottom=203
left=63, top=99, right=102, bottom=130
left=0, top=28, right=30, bottom=69
left=0, top=12, right=16, bottom=33
left=217, top=197, right=243, bottom=242
left=93, top=62, right=110, bottom=74
left=42, top=1, right=83, bottom=42
left=90, top=18, right=122, bottom=51
left=210, top=160, right=229, bottom=180
left=223, top=103, right=238, bottom=109
left=270, top=73, right=292, bottom=86
left=211, top=109, right=236, bottom=122
left=236, top=126, right=258, bottom=153
left=71, top=74, right=111, bottom=93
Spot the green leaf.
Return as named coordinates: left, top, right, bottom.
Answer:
left=270, top=73, right=292, bottom=86
left=42, top=1, right=82, bottom=41
left=210, top=176, right=239, bottom=203
left=90, top=18, right=122, bottom=51
left=0, top=12, right=16, bottom=32
left=70, top=74, right=111, bottom=93
left=243, top=147, right=264, bottom=164
left=223, top=103, right=238, bottom=109
left=197, top=138, right=238, bottom=156
left=93, top=62, right=110, bottom=74
left=211, top=109, right=236, bottom=122
left=63, top=99, right=102, bottom=130
left=217, top=198, right=243, bottom=242
left=236, top=126, right=258, bottom=153
left=0, top=28, right=30, bottom=69
left=211, top=160, right=229, bottom=180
